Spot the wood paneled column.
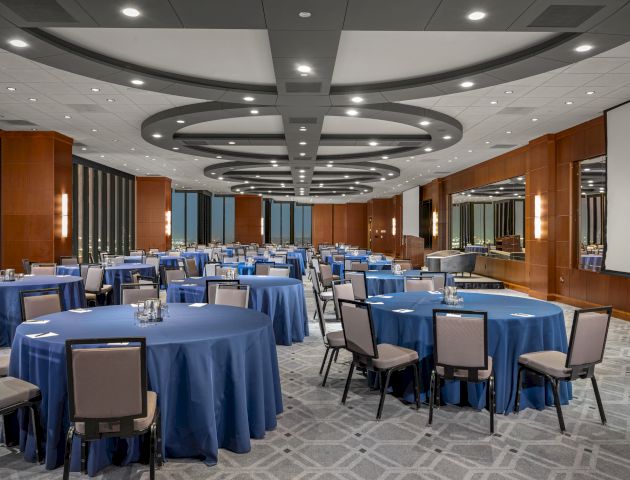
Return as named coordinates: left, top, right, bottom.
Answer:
left=0, top=131, right=73, bottom=270
left=136, top=177, right=172, bottom=251
left=235, top=195, right=263, bottom=244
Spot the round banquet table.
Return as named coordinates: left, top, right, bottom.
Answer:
left=124, top=255, right=179, bottom=268
left=56, top=263, right=156, bottom=304
left=286, top=252, right=306, bottom=277
left=366, top=291, right=570, bottom=414
left=364, top=270, right=455, bottom=296
left=181, top=251, right=210, bottom=273
left=250, top=257, right=299, bottom=279
left=166, top=275, right=308, bottom=346
left=8, top=303, right=282, bottom=475
left=0, top=275, right=85, bottom=347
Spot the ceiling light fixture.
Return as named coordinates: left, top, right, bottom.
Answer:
left=7, top=87, right=15, bottom=91
left=443, top=135, right=452, bottom=140
left=250, top=109, right=259, bottom=114
left=28, top=97, right=37, bottom=102
left=565, top=101, right=574, bottom=105
left=91, top=88, right=100, bottom=92
left=299, top=126, right=307, bottom=131
left=228, top=141, right=236, bottom=145
left=460, top=81, right=474, bottom=88
left=424, top=147, right=433, bottom=152
left=121, top=7, right=141, bottom=17
left=131, top=79, right=144, bottom=85
left=532, top=117, right=539, bottom=122
left=419, top=120, right=431, bottom=126
left=8, top=39, right=28, bottom=48
left=152, top=133, right=162, bottom=138
left=176, top=119, right=185, bottom=124
left=298, top=11, right=311, bottom=18
left=369, top=141, right=378, bottom=146
left=64, top=115, right=71, bottom=119
left=586, top=91, right=595, bottom=95
left=346, top=109, right=359, bottom=116
left=351, top=96, right=364, bottom=103
left=504, top=90, right=513, bottom=94
left=243, top=96, right=255, bottom=102
left=106, top=98, right=115, bottom=102
left=467, top=11, right=487, bottom=21
left=575, top=44, right=593, bottom=53
left=297, top=64, right=312, bottom=74
left=490, top=100, right=498, bottom=105
left=299, top=153, right=306, bottom=156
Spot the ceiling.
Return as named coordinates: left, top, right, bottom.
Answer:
left=0, top=1, right=629, bottom=202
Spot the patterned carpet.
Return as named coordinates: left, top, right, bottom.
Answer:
left=2, top=279, right=630, bottom=479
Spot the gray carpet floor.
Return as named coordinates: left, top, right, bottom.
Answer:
left=2, top=278, right=630, bottom=479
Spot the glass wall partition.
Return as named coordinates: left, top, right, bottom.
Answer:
left=211, top=195, right=235, bottom=243
left=171, top=190, right=212, bottom=248
left=263, top=200, right=312, bottom=245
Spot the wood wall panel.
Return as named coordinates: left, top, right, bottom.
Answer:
left=368, top=198, right=397, bottom=254
left=312, top=202, right=368, bottom=248
left=235, top=195, right=262, bottom=244
left=312, top=204, right=333, bottom=248
left=346, top=203, right=367, bottom=248
left=136, top=177, right=172, bottom=251
left=0, top=131, right=73, bottom=270
left=333, top=204, right=347, bottom=244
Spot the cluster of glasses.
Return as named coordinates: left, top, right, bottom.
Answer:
left=0, top=269, right=23, bottom=281
left=223, top=268, right=237, bottom=280
left=368, top=255, right=380, bottom=263
left=443, top=286, right=463, bottom=306
left=392, top=263, right=404, bottom=275
left=135, top=298, right=168, bottom=324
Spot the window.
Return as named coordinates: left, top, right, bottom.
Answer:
left=172, top=191, right=186, bottom=248
left=171, top=191, right=208, bottom=248
left=294, top=204, right=312, bottom=245
left=578, top=156, right=606, bottom=272
left=211, top=195, right=235, bottom=243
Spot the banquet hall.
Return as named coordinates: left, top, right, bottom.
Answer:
left=1, top=1, right=630, bottom=479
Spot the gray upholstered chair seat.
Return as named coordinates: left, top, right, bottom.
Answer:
left=518, top=351, right=570, bottom=378
left=0, top=377, right=40, bottom=409
left=372, top=344, right=418, bottom=369
left=437, top=356, right=493, bottom=380
left=75, top=391, right=157, bottom=435
left=320, top=291, right=333, bottom=299
left=0, top=349, right=9, bottom=376
left=326, top=331, right=345, bottom=348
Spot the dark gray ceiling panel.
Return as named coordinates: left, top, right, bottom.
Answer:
left=267, top=30, right=342, bottom=58
left=0, top=0, right=96, bottom=27
left=344, top=0, right=441, bottom=30
left=170, top=0, right=266, bottom=29
left=262, top=0, right=347, bottom=30
left=427, top=0, right=536, bottom=31
left=591, top=2, right=630, bottom=34
left=71, top=0, right=182, bottom=28
left=537, top=32, right=630, bottom=64
left=482, top=55, right=569, bottom=82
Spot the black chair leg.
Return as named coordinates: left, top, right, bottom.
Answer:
left=62, top=427, right=74, bottom=480
left=341, top=361, right=355, bottom=405
left=149, top=424, right=156, bottom=480
left=591, top=376, right=607, bottom=425
left=489, top=376, right=495, bottom=434
left=157, top=411, right=163, bottom=467
left=334, top=349, right=339, bottom=362
left=514, top=365, right=524, bottom=413
left=428, top=370, right=436, bottom=426
left=322, top=348, right=336, bottom=387
left=551, top=378, right=566, bottom=433
left=412, top=364, right=421, bottom=410
left=319, top=347, right=330, bottom=375
left=376, top=370, right=392, bottom=421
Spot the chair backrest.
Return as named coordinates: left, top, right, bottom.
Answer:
left=22, top=258, right=31, bottom=274
left=129, top=250, right=144, bottom=256
left=394, top=259, right=413, bottom=270
left=320, top=263, right=334, bottom=286
left=121, top=282, right=159, bottom=305
left=339, top=300, right=377, bottom=359
left=148, top=248, right=159, bottom=254
left=269, top=267, right=290, bottom=277
left=351, top=262, right=368, bottom=271
left=357, top=249, right=367, bottom=256
left=344, top=259, right=353, bottom=270
left=20, top=287, right=62, bottom=321
left=186, top=246, right=196, bottom=252
left=312, top=257, right=320, bottom=275
left=206, top=279, right=240, bottom=303
left=223, top=256, right=237, bottom=263
left=204, top=262, right=219, bottom=277
left=333, top=281, right=355, bottom=317
left=65, top=337, right=147, bottom=437
left=404, top=277, right=434, bottom=292
left=184, top=257, right=198, bottom=276
left=80, top=263, right=99, bottom=281
left=217, top=266, right=237, bottom=277
left=332, top=254, right=345, bottom=262
left=113, top=256, right=125, bottom=265
left=255, top=262, right=272, bottom=276
left=31, top=264, right=56, bottom=276
left=164, top=268, right=186, bottom=286
left=85, top=266, right=104, bottom=292
left=424, top=272, right=447, bottom=290
left=214, top=284, right=250, bottom=308
left=60, top=256, right=78, bottom=265
left=433, top=309, right=488, bottom=381
left=566, top=306, right=612, bottom=372
left=347, top=271, right=368, bottom=301
left=145, top=255, right=160, bottom=276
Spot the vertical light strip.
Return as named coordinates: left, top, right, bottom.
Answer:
left=391, top=217, right=396, bottom=235
left=432, top=211, right=438, bottom=237
left=61, top=193, right=69, bottom=238
left=165, top=210, right=172, bottom=236
left=534, top=195, right=542, bottom=239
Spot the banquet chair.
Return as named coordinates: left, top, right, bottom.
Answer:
left=515, top=306, right=612, bottom=433
left=184, top=257, right=199, bottom=277
left=255, top=262, right=273, bottom=276
left=344, top=259, right=353, bottom=271
left=404, top=277, right=435, bottom=292
left=22, top=258, right=31, bottom=274
left=429, top=309, right=495, bottom=433
left=214, top=284, right=250, bottom=308
left=223, top=256, right=237, bottom=263
left=204, top=262, right=220, bottom=276
left=148, top=248, right=159, bottom=254
left=206, top=279, right=240, bottom=304
left=319, top=263, right=339, bottom=290
left=339, top=300, right=420, bottom=420
left=0, top=376, right=43, bottom=461
left=121, top=282, right=159, bottom=305
left=62, top=338, right=161, bottom=480
left=311, top=268, right=333, bottom=318
left=129, top=250, right=144, bottom=256
left=0, top=348, right=9, bottom=377
left=346, top=271, right=368, bottom=301
left=84, top=266, right=113, bottom=306
left=216, top=266, right=237, bottom=277
left=80, top=263, right=101, bottom=281
left=59, top=256, right=78, bottom=265
left=394, top=259, right=413, bottom=271
left=423, top=272, right=447, bottom=291
left=333, top=280, right=355, bottom=321
left=186, top=246, right=196, bottom=252
left=145, top=255, right=160, bottom=278
left=333, top=254, right=345, bottom=263
left=161, top=267, right=186, bottom=287
left=357, top=250, right=367, bottom=256
left=113, top=256, right=125, bottom=265
left=351, top=261, right=368, bottom=272
left=20, top=287, right=62, bottom=322
left=30, top=264, right=57, bottom=276
left=168, top=251, right=180, bottom=257
left=313, top=285, right=346, bottom=386
left=269, top=267, right=290, bottom=277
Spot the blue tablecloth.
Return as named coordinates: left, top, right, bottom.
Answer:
left=182, top=252, right=210, bottom=274
left=286, top=252, right=306, bottom=277
left=124, top=256, right=179, bottom=268
left=0, top=276, right=86, bottom=347
left=250, top=258, right=298, bottom=279
left=367, top=292, right=570, bottom=414
left=9, top=303, right=282, bottom=474
left=221, top=262, right=255, bottom=276
left=368, top=260, right=392, bottom=271
left=167, top=276, right=308, bottom=346
left=56, top=263, right=156, bottom=304
left=363, top=270, right=454, bottom=296
left=294, top=248, right=308, bottom=266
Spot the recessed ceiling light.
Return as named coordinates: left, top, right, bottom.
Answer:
left=211, top=172, right=216, bottom=175
left=380, top=177, right=385, bottom=181
left=460, top=81, right=474, bottom=88
left=344, top=175, right=349, bottom=178
left=8, top=39, right=28, bottom=48
left=91, top=128, right=98, bottom=133
left=121, top=7, right=141, bottom=17
left=575, top=44, right=593, bottom=53
left=152, top=133, right=162, bottom=138
left=351, top=96, right=364, bottom=103
left=442, top=135, right=452, bottom=140
left=270, top=160, right=277, bottom=163
left=272, top=164, right=278, bottom=167
left=504, top=90, right=514, bottom=94
left=370, top=167, right=376, bottom=171
left=81, top=147, right=87, bottom=151
left=369, top=141, right=379, bottom=146
left=216, top=156, right=222, bottom=159
left=28, top=97, right=37, bottom=102
left=467, top=11, right=487, bottom=21
left=586, top=91, right=595, bottom=95
left=388, top=173, right=394, bottom=176
left=218, top=177, right=223, bottom=180
left=346, top=109, right=359, bottom=116
left=327, top=164, right=333, bottom=168
left=299, top=141, right=307, bottom=145
left=490, top=100, right=498, bottom=105
left=298, top=11, right=312, bottom=18
left=176, top=119, right=185, bottom=124
left=381, top=156, right=389, bottom=160
left=299, top=153, right=306, bottom=156
left=485, top=141, right=491, bottom=144
left=468, top=149, right=473, bottom=153
left=91, top=88, right=100, bottom=92
left=243, top=96, right=255, bottom=102
left=99, top=155, right=105, bottom=158
left=297, top=65, right=312, bottom=74
left=299, top=126, right=307, bottom=131
left=64, top=115, right=71, bottom=119
left=506, top=131, right=512, bottom=134
left=172, top=147, right=179, bottom=150
left=228, top=141, right=236, bottom=145
left=299, top=175, right=305, bottom=179
left=6, top=87, right=15, bottom=91
left=131, top=79, right=144, bottom=85
left=419, top=120, right=431, bottom=127
left=424, top=147, right=433, bottom=152
left=106, top=98, right=115, bottom=102
left=565, top=101, right=574, bottom=105
left=531, top=117, right=539, bottom=122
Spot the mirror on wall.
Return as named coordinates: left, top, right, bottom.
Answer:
left=450, top=176, right=526, bottom=261
left=578, top=156, right=606, bottom=272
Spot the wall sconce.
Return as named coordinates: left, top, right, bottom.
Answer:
left=432, top=211, right=438, bottom=237
left=391, top=217, right=396, bottom=236
left=534, top=195, right=542, bottom=239
left=61, top=193, right=69, bottom=238
left=261, top=217, right=264, bottom=236
left=165, top=210, right=172, bottom=236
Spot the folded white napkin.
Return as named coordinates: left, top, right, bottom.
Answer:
left=511, top=313, right=535, bottom=318
left=189, top=303, right=207, bottom=307
left=392, top=309, right=414, bottom=313
left=428, top=291, right=442, bottom=295
left=25, top=319, right=50, bottom=324
left=69, top=309, right=92, bottom=313
left=367, top=301, right=384, bottom=305
left=26, top=332, right=58, bottom=339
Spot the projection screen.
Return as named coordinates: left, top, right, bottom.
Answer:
left=604, top=101, right=630, bottom=275
left=402, top=186, right=420, bottom=237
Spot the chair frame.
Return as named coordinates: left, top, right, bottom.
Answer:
left=345, top=270, right=368, bottom=301
left=429, top=308, right=495, bottom=433
left=63, top=337, right=161, bottom=479
left=0, top=380, right=43, bottom=463
left=59, top=256, right=79, bottom=265
left=20, top=287, right=62, bottom=323
left=420, top=271, right=448, bottom=290
left=339, top=299, right=420, bottom=420
left=514, top=305, right=612, bottom=433
left=205, top=279, right=240, bottom=303
left=120, top=282, right=160, bottom=305
left=312, top=285, right=342, bottom=387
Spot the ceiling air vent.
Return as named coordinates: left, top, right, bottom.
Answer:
left=529, top=5, right=603, bottom=28
left=0, top=119, right=37, bottom=126
left=497, top=107, right=536, bottom=115
left=491, top=144, right=518, bottom=149
left=289, top=117, right=318, bottom=125
left=285, top=82, right=322, bottom=93
left=0, top=0, right=77, bottom=22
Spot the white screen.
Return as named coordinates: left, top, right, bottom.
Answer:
left=402, top=186, right=420, bottom=237
left=604, top=101, right=630, bottom=274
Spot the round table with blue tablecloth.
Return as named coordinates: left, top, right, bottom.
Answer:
left=124, top=255, right=179, bottom=268
left=220, top=262, right=255, bottom=276
left=166, top=275, right=308, bottom=346
left=9, top=303, right=282, bottom=475
left=364, top=270, right=454, bottom=296
left=0, top=275, right=86, bottom=347
left=56, top=263, right=156, bottom=304
left=181, top=251, right=210, bottom=274
left=250, top=258, right=298, bottom=279
left=365, top=291, right=570, bottom=414
left=286, top=252, right=306, bottom=277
